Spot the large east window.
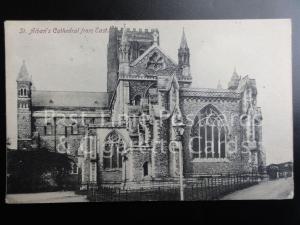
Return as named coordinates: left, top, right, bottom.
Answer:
left=190, top=105, right=227, bottom=159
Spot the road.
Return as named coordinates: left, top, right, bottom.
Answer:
left=5, top=177, right=294, bottom=202
left=6, top=191, right=89, bottom=204
left=221, top=177, right=294, bottom=200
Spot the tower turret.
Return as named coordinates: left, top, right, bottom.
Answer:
left=17, top=60, right=32, bottom=150
left=228, top=67, right=240, bottom=90
left=118, top=27, right=130, bottom=75
left=178, top=28, right=190, bottom=77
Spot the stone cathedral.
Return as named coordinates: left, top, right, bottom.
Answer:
left=17, top=26, right=265, bottom=188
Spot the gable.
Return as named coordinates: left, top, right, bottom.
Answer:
left=130, top=45, right=177, bottom=74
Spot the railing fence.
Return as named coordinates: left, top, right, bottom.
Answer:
left=85, top=172, right=263, bottom=201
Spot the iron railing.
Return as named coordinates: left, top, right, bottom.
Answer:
left=85, top=172, right=263, bottom=201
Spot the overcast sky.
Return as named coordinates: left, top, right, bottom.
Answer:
left=5, top=20, right=293, bottom=164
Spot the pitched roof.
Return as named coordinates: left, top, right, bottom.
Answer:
left=32, top=90, right=109, bottom=108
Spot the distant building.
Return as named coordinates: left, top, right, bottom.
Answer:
left=17, top=26, right=265, bottom=188
left=267, top=162, right=293, bottom=179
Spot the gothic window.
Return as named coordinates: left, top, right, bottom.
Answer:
left=20, top=89, right=23, bottom=96
left=103, top=131, right=125, bottom=169
left=143, top=162, right=149, bottom=176
left=146, top=52, right=165, bottom=71
left=24, top=89, right=27, bottom=96
left=190, top=105, right=226, bottom=159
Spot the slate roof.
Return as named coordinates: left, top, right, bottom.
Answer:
left=32, top=90, right=109, bottom=108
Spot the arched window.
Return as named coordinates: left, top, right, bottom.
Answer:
left=143, top=162, right=149, bottom=176
left=24, top=89, right=27, bottom=96
left=103, top=131, right=125, bottom=169
left=133, top=95, right=141, bottom=106
left=190, top=105, right=226, bottom=159
left=20, top=89, right=23, bottom=96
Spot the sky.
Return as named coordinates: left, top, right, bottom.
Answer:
left=5, top=20, right=293, bottom=164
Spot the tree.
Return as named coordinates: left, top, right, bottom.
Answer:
left=7, top=147, right=73, bottom=193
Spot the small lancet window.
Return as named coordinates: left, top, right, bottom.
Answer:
left=143, top=162, right=149, bottom=176
left=45, top=122, right=52, bottom=135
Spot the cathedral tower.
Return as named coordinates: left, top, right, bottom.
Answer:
left=17, top=60, right=32, bottom=150
left=107, top=26, right=157, bottom=101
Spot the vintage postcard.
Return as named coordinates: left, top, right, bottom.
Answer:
left=5, top=20, right=293, bottom=203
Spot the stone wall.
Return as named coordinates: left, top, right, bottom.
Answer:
left=129, top=147, right=152, bottom=181
left=32, top=111, right=105, bottom=155
left=17, top=111, right=32, bottom=138
left=129, top=80, right=155, bottom=100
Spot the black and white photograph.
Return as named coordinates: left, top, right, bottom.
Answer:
left=5, top=20, right=294, bottom=203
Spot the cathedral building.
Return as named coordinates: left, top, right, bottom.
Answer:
left=17, top=26, right=265, bottom=188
